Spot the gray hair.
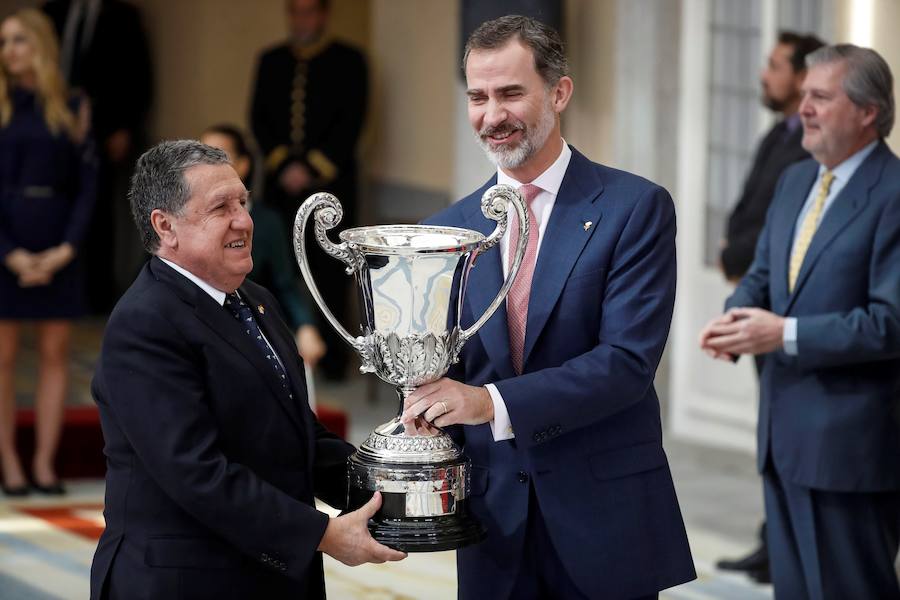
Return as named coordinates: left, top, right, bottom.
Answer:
left=129, top=140, right=230, bottom=253
left=807, top=44, right=894, bottom=138
left=463, top=15, right=569, bottom=87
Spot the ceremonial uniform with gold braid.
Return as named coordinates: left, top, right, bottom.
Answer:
left=250, top=36, right=367, bottom=379
left=250, top=36, right=367, bottom=226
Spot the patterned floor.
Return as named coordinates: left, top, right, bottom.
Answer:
left=0, top=321, right=778, bottom=599
left=0, top=482, right=772, bottom=600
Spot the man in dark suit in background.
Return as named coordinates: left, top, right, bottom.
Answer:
left=701, top=45, right=900, bottom=599
left=43, top=0, right=154, bottom=311
left=250, top=0, right=367, bottom=381
left=714, top=30, right=824, bottom=584
left=402, top=16, right=695, bottom=599
left=90, top=141, right=404, bottom=600
left=720, top=31, right=824, bottom=282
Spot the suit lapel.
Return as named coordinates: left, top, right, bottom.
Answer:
left=786, top=143, right=887, bottom=312
left=747, top=123, right=786, bottom=180
left=460, top=150, right=606, bottom=374
left=150, top=259, right=308, bottom=438
left=766, top=126, right=807, bottom=172
left=523, top=150, right=604, bottom=367
left=462, top=176, right=519, bottom=380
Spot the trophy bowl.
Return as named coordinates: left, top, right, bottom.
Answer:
left=293, top=185, right=529, bottom=552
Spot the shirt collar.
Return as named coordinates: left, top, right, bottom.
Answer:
left=821, top=139, right=879, bottom=182
left=496, top=139, right=572, bottom=194
left=159, top=257, right=229, bottom=306
left=783, top=113, right=801, bottom=133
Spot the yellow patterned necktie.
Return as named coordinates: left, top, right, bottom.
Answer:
left=788, top=170, right=835, bottom=292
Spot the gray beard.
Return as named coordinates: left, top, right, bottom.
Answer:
left=476, top=103, right=556, bottom=170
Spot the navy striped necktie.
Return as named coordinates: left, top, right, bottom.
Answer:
left=224, top=292, right=293, bottom=401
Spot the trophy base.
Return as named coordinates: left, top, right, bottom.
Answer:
left=347, top=439, right=486, bottom=553
left=365, top=499, right=486, bottom=553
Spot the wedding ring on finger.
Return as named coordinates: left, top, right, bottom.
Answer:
left=438, top=400, right=449, bottom=416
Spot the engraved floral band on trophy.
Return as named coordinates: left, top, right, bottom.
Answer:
left=293, top=184, right=529, bottom=551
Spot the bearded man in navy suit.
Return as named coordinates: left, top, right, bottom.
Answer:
left=701, top=45, right=900, bottom=599
left=90, top=140, right=404, bottom=600
left=401, top=15, right=695, bottom=600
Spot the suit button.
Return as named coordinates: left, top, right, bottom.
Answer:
left=517, top=471, right=529, bottom=483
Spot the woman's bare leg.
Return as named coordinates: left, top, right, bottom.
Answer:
left=0, top=321, right=26, bottom=489
left=32, top=320, right=71, bottom=486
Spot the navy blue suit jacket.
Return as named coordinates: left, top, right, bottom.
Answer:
left=425, top=148, right=695, bottom=599
left=726, top=141, right=900, bottom=491
left=90, top=257, right=354, bottom=599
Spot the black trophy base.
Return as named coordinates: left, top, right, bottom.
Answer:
left=347, top=456, right=487, bottom=553
left=366, top=494, right=486, bottom=553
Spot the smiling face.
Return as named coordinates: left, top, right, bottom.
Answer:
left=0, top=17, right=36, bottom=82
left=154, top=163, right=253, bottom=292
left=799, top=60, right=879, bottom=168
left=465, top=39, right=572, bottom=181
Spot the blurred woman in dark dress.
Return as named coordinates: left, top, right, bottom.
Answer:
left=0, top=8, right=96, bottom=495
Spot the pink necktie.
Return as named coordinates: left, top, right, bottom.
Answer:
left=507, top=184, right=542, bottom=374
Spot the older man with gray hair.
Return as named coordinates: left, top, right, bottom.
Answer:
left=90, top=140, right=404, bottom=600
left=700, top=44, right=900, bottom=599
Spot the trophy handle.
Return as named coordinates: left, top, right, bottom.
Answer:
left=293, top=193, right=365, bottom=351
left=458, top=184, right=529, bottom=347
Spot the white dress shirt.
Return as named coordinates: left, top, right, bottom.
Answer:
left=484, top=141, right=572, bottom=441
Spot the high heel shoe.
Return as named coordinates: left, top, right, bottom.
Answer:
left=1, top=483, right=31, bottom=497
left=31, top=480, right=66, bottom=495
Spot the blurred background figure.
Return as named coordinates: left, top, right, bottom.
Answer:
left=200, top=123, right=327, bottom=370
left=42, top=0, right=152, bottom=313
left=715, top=30, right=825, bottom=585
left=250, top=0, right=367, bottom=381
left=0, top=7, right=96, bottom=496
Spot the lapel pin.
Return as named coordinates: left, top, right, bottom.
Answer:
left=583, top=221, right=593, bottom=231
left=257, top=305, right=265, bottom=315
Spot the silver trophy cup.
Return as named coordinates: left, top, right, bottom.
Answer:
left=293, top=184, right=528, bottom=551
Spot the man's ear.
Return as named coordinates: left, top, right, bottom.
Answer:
left=151, top=209, right=178, bottom=251
left=859, top=104, right=879, bottom=130
left=552, top=75, right=574, bottom=114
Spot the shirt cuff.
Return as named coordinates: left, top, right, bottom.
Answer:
left=783, top=317, right=798, bottom=355
left=485, top=383, right=514, bottom=441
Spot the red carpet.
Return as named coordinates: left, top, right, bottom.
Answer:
left=16, top=404, right=348, bottom=479
left=17, top=504, right=106, bottom=541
